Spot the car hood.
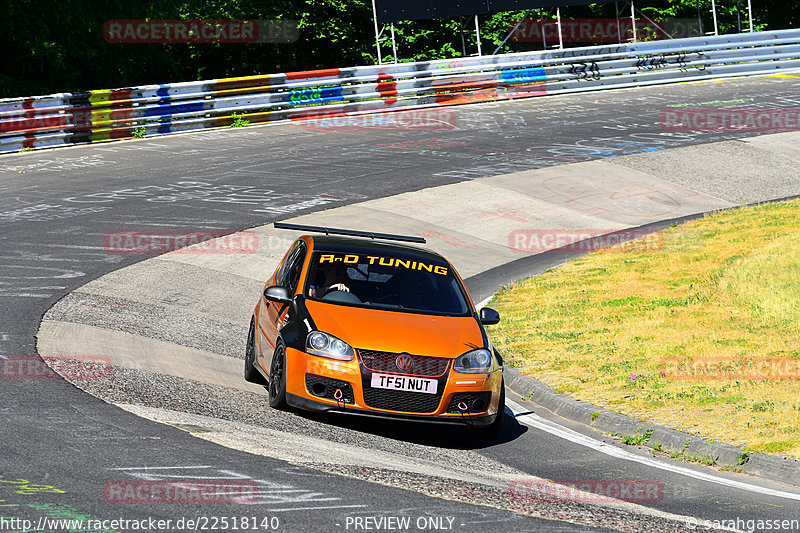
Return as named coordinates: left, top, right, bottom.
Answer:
left=305, top=300, right=484, bottom=357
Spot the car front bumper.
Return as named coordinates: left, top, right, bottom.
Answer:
left=286, top=393, right=499, bottom=428
left=284, top=346, right=502, bottom=427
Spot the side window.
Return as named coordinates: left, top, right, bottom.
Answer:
left=282, top=242, right=307, bottom=295
left=275, top=241, right=300, bottom=287
left=274, top=254, right=289, bottom=286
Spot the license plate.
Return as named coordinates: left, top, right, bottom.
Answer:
left=370, top=373, right=438, bottom=395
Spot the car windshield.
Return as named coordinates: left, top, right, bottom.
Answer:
left=305, top=250, right=471, bottom=316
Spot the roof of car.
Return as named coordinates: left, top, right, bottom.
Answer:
left=307, top=235, right=446, bottom=262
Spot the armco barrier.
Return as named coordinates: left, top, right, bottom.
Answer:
left=2, top=29, right=800, bottom=153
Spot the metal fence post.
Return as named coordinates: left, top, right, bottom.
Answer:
left=711, top=0, right=719, bottom=35
left=475, top=15, right=482, bottom=56
left=371, top=0, right=383, bottom=64
left=556, top=8, right=564, bottom=49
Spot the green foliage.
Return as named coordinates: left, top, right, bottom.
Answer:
left=131, top=127, right=146, bottom=139
left=738, top=450, right=752, bottom=465
left=0, top=0, right=793, bottom=97
left=229, top=112, right=250, bottom=127
left=621, top=427, right=653, bottom=446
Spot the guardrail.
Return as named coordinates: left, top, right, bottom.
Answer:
left=2, top=28, right=800, bottom=154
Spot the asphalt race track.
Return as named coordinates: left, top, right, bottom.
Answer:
left=2, top=74, right=800, bottom=532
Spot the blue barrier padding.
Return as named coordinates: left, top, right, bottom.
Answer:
left=500, top=67, right=547, bottom=83
left=144, top=102, right=206, bottom=117
left=287, top=86, right=344, bottom=105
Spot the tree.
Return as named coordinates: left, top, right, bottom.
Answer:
left=0, top=0, right=790, bottom=97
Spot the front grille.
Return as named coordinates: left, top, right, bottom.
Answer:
left=447, top=392, right=492, bottom=414
left=305, top=374, right=354, bottom=404
left=358, top=349, right=450, bottom=377
left=362, top=387, right=443, bottom=414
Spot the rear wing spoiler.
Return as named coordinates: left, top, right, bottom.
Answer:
left=274, top=222, right=426, bottom=244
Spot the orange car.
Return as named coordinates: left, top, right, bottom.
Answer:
left=245, top=223, right=505, bottom=437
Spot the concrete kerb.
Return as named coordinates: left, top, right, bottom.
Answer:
left=486, top=194, right=800, bottom=488
left=503, top=366, right=800, bottom=486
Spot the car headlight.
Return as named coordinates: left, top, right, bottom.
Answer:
left=305, top=331, right=355, bottom=361
left=453, top=348, right=493, bottom=374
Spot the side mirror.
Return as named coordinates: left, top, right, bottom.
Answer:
left=263, top=286, right=292, bottom=305
left=479, top=307, right=500, bottom=325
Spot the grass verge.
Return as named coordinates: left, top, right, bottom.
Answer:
left=488, top=199, right=800, bottom=459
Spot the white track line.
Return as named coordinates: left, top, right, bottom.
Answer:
left=507, top=399, right=800, bottom=502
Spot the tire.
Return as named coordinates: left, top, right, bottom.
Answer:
left=486, top=383, right=506, bottom=440
left=244, top=320, right=268, bottom=386
left=268, top=343, right=288, bottom=410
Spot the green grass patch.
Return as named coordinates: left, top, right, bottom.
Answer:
left=622, top=428, right=653, bottom=446
left=488, top=199, right=800, bottom=460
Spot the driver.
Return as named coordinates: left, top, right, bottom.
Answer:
left=309, top=261, right=351, bottom=298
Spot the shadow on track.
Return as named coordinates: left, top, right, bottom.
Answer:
left=291, top=405, right=527, bottom=450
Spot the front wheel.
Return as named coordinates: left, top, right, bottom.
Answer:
left=244, top=320, right=267, bottom=386
left=487, top=384, right=506, bottom=439
left=268, top=343, right=288, bottom=410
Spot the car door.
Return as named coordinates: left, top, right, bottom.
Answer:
left=258, top=240, right=306, bottom=373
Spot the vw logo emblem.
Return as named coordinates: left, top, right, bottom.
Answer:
left=395, top=354, right=414, bottom=372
